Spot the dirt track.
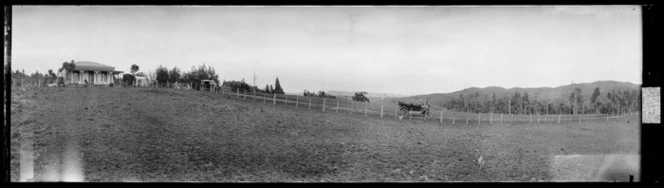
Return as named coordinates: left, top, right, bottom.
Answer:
left=10, top=87, right=640, bottom=182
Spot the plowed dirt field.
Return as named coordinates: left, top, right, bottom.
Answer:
left=10, top=87, right=639, bottom=182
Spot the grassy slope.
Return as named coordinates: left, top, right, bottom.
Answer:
left=10, top=87, right=639, bottom=182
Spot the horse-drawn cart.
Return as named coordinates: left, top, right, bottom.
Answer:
left=398, top=101, right=431, bottom=118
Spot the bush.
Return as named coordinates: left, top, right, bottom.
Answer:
left=352, top=91, right=370, bottom=102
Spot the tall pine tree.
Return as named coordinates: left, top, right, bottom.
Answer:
left=274, top=77, right=284, bottom=94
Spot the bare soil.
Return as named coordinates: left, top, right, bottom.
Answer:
left=10, top=87, right=640, bottom=182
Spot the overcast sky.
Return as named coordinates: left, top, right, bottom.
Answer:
left=12, top=6, right=641, bottom=95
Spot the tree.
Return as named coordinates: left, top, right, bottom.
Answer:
left=180, top=63, right=220, bottom=89
left=269, top=85, right=274, bottom=94
left=590, top=87, right=601, bottom=113
left=155, top=65, right=169, bottom=87
left=511, top=91, right=521, bottom=114
left=316, top=91, right=336, bottom=99
left=274, top=77, right=284, bottom=94
left=522, top=92, right=529, bottom=114
left=590, top=87, right=601, bottom=104
left=304, top=90, right=316, bottom=97
left=47, top=69, right=56, bottom=83
left=265, top=85, right=270, bottom=93
left=473, top=92, right=480, bottom=113
left=574, top=88, right=583, bottom=114
left=223, top=80, right=252, bottom=92
left=352, top=91, right=370, bottom=103
left=60, top=61, right=76, bottom=83
left=131, top=64, right=139, bottom=75
left=168, top=66, right=181, bottom=84
left=491, top=93, right=496, bottom=113
left=607, top=91, right=615, bottom=114
left=459, top=94, right=466, bottom=112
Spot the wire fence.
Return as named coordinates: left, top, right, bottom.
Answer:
left=205, top=87, right=638, bottom=125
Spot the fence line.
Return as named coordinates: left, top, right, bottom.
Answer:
left=33, top=84, right=635, bottom=125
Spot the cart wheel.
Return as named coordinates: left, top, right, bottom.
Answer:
left=400, top=108, right=409, bottom=116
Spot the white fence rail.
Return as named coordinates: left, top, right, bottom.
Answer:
left=202, top=87, right=638, bottom=125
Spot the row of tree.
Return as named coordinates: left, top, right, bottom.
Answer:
left=10, top=69, right=58, bottom=87
left=303, top=90, right=337, bottom=99
left=145, top=63, right=293, bottom=95
left=150, top=64, right=219, bottom=90
left=443, top=87, right=640, bottom=115
left=11, top=61, right=79, bottom=87
left=223, top=77, right=285, bottom=94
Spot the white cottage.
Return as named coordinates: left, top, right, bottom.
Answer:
left=64, top=61, right=123, bottom=86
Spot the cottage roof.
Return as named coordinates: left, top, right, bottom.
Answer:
left=72, top=61, right=116, bottom=72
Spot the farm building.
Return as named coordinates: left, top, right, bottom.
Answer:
left=201, top=79, right=217, bottom=91
left=60, top=61, right=123, bottom=86
left=134, top=72, right=150, bottom=87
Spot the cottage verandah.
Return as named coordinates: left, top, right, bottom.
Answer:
left=62, top=61, right=123, bottom=86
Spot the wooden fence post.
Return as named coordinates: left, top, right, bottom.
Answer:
left=273, top=94, right=276, bottom=105
left=351, top=101, right=354, bottom=115
left=478, top=113, right=481, bottom=125
left=244, top=91, right=246, bottom=100
left=381, top=104, right=384, bottom=118
left=296, top=96, right=299, bottom=108
left=466, top=116, right=469, bottom=124
left=440, top=111, right=443, bottom=125
left=529, top=114, right=533, bottom=124
left=395, top=104, right=398, bottom=119
left=323, top=98, right=326, bottom=112
left=537, top=114, right=540, bottom=124
left=365, top=102, right=368, bottom=117
left=309, top=98, right=311, bottom=109
left=409, top=111, right=412, bottom=120
left=336, top=101, right=339, bottom=113
left=558, top=114, right=561, bottom=123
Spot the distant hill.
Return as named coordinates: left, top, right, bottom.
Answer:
left=284, top=91, right=409, bottom=98
left=325, top=90, right=411, bottom=99
left=394, top=81, right=640, bottom=107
